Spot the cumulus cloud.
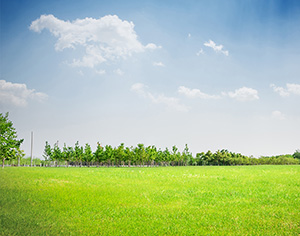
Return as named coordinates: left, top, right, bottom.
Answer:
left=224, top=87, right=259, bottom=101
left=204, top=40, right=229, bottom=56
left=287, top=83, right=300, bottom=95
left=114, top=68, right=124, bottom=76
left=131, top=83, right=147, bottom=95
left=178, top=86, right=220, bottom=99
left=153, top=62, right=165, bottom=67
left=145, top=43, right=161, bottom=50
left=271, top=110, right=286, bottom=120
left=30, top=14, right=160, bottom=68
left=95, top=69, right=106, bottom=75
left=271, top=83, right=300, bottom=97
left=196, top=48, right=204, bottom=56
left=0, top=80, right=48, bottom=107
left=131, top=83, right=189, bottom=112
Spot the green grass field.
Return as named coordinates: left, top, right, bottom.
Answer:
left=1, top=166, right=299, bottom=235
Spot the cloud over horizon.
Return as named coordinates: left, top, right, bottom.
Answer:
left=0, top=80, right=48, bottom=107
left=271, top=110, right=286, bottom=120
left=223, top=87, right=259, bottom=101
left=178, top=86, right=220, bottom=99
left=153, top=62, right=165, bottom=67
left=131, top=83, right=189, bottom=112
left=271, top=83, right=300, bottom=97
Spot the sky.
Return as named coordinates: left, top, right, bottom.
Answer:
left=1, top=0, right=300, bottom=158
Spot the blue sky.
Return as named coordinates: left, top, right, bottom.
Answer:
left=1, top=0, right=300, bottom=158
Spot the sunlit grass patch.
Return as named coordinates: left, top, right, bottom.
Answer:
left=1, top=166, right=300, bottom=235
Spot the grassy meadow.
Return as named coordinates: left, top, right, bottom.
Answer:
left=0, top=166, right=299, bottom=235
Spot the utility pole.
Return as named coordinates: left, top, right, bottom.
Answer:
left=30, top=131, right=33, bottom=167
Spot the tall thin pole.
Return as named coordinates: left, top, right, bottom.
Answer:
left=30, top=131, right=33, bottom=167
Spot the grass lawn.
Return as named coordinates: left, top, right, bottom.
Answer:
left=1, top=166, right=299, bottom=235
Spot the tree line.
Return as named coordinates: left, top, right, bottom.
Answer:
left=42, top=141, right=193, bottom=167
left=39, top=141, right=300, bottom=167
left=1, top=112, right=300, bottom=168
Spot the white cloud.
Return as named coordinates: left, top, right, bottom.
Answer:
left=287, top=83, right=300, bottom=95
left=30, top=14, right=160, bottom=68
left=270, top=84, right=289, bottom=97
left=224, top=87, right=259, bottom=101
left=131, top=83, right=189, bottom=112
left=153, top=62, right=165, bottom=67
left=204, top=40, right=229, bottom=56
left=131, top=83, right=147, bottom=95
left=95, top=69, right=106, bottom=75
left=188, top=33, right=191, bottom=38
left=271, top=110, right=286, bottom=120
left=196, top=48, right=204, bottom=56
left=271, top=83, right=300, bottom=97
left=114, top=68, right=124, bottom=76
left=71, top=45, right=106, bottom=68
left=145, top=43, right=162, bottom=50
left=178, top=86, right=220, bottom=99
left=0, top=80, right=48, bottom=107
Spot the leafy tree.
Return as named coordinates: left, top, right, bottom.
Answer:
left=104, top=145, right=114, bottom=167
left=125, top=146, right=134, bottom=167
left=52, top=142, right=62, bottom=167
left=114, top=143, right=125, bottom=167
left=293, top=150, right=300, bottom=160
left=162, top=148, right=171, bottom=166
left=43, top=141, right=52, bottom=166
left=16, top=147, right=25, bottom=167
left=74, top=141, right=84, bottom=167
left=135, top=144, right=146, bottom=166
left=0, top=113, right=24, bottom=168
left=84, top=143, right=93, bottom=167
left=204, top=150, right=213, bottom=165
left=195, top=152, right=205, bottom=165
left=156, top=149, right=163, bottom=166
left=171, top=145, right=179, bottom=166
left=94, top=142, right=104, bottom=166
left=63, top=143, right=74, bottom=167
left=182, top=144, right=192, bottom=166
left=146, top=145, right=157, bottom=167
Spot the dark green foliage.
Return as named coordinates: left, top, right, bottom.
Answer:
left=83, top=143, right=93, bottom=167
left=293, top=150, right=300, bottom=160
left=41, top=140, right=300, bottom=167
left=0, top=113, right=24, bottom=168
left=43, top=141, right=52, bottom=161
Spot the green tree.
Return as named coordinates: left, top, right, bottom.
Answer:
left=104, top=145, right=114, bottom=167
left=0, top=113, right=24, bottom=168
left=43, top=141, right=52, bottom=167
left=52, top=142, right=62, bottom=167
left=293, top=150, right=300, bottom=160
left=115, top=143, right=125, bottom=167
left=63, top=143, right=74, bottom=167
left=94, top=142, right=104, bottom=166
left=135, top=144, right=146, bottom=166
left=74, top=141, right=84, bottom=167
left=182, top=144, right=192, bottom=166
left=125, top=146, right=134, bottom=167
left=162, top=148, right=171, bottom=166
left=171, top=145, right=179, bottom=166
left=146, top=145, right=157, bottom=167
left=16, top=147, right=25, bottom=167
left=84, top=143, right=93, bottom=167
